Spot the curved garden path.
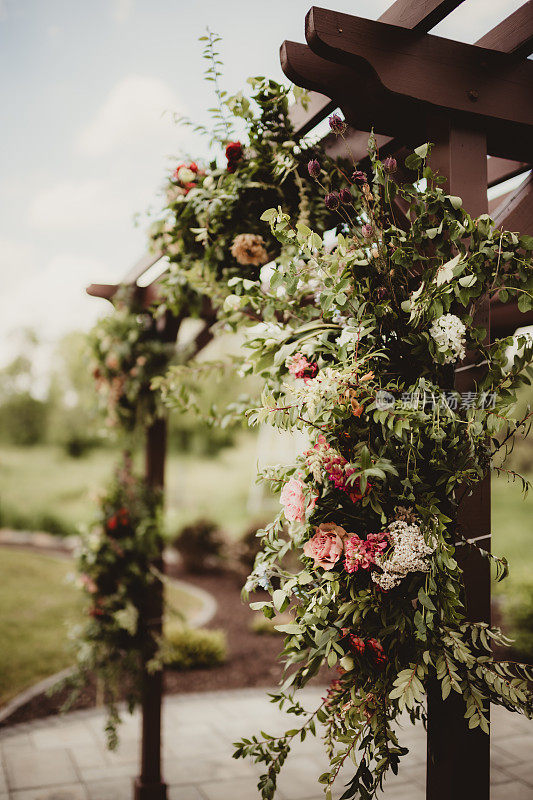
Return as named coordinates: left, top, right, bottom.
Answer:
left=0, top=688, right=532, bottom=800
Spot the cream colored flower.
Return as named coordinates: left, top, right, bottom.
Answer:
left=231, top=233, right=268, bottom=267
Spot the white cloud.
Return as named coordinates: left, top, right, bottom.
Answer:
left=29, top=178, right=126, bottom=232
left=112, top=0, right=133, bottom=23
left=0, top=250, right=109, bottom=367
left=76, top=75, right=181, bottom=158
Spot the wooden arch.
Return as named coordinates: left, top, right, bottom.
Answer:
left=281, top=3, right=533, bottom=800
left=86, top=3, right=533, bottom=797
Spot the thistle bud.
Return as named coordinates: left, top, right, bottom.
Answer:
left=351, top=170, right=367, bottom=184
left=361, top=223, right=373, bottom=239
left=325, top=192, right=340, bottom=210
left=383, top=156, right=397, bottom=174
left=339, top=188, right=353, bottom=205
left=328, top=114, right=347, bottom=135
left=307, top=159, right=321, bottom=178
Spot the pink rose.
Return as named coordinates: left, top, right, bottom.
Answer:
left=80, top=573, right=97, bottom=594
left=303, top=523, right=348, bottom=570
left=280, top=476, right=316, bottom=522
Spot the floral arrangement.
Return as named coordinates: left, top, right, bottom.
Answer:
left=89, top=289, right=175, bottom=431
left=68, top=458, right=163, bottom=748
left=148, top=30, right=344, bottom=323
left=231, top=129, right=533, bottom=798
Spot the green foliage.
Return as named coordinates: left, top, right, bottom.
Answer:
left=230, top=135, right=533, bottom=799
left=68, top=459, right=164, bottom=749
left=0, top=392, right=48, bottom=445
left=89, top=288, right=175, bottom=432
left=160, top=623, right=227, bottom=670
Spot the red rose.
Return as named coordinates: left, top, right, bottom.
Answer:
left=225, top=141, right=243, bottom=172
left=189, top=162, right=198, bottom=173
left=107, top=515, right=118, bottom=531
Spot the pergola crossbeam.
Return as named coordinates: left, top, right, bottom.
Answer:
left=475, top=0, right=533, bottom=58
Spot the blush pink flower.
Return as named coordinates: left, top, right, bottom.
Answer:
left=303, top=523, right=349, bottom=569
left=287, top=352, right=319, bottom=381
left=344, top=532, right=389, bottom=574
left=80, top=573, right=98, bottom=594
left=280, top=476, right=316, bottom=522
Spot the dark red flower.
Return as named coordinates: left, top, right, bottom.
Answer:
left=350, top=635, right=366, bottom=653
left=107, top=515, right=118, bottom=531
left=329, top=114, right=347, bottom=135
left=362, top=223, right=374, bottom=239
left=383, top=156, right=397, bottom=174
left=352, top=170, right=368, bottom=184
left=325, top=192, right=340, bottom=211
left=339, top=188, right=353, bottom=204
left=225, top=141, right=243, bottom=172
left=307, top=159, right=321, bottom=178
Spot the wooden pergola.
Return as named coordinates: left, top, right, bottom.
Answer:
left=87, top=2, right=533, bottom=798
left=282, top=3, right=533, bottom=800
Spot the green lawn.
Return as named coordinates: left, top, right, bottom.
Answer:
left=492, top=475, right=532, bottom=587
left=0, top=438, right=274, bottom=539
left=0, top=547, right=202, bottom=705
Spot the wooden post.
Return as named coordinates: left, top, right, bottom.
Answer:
left=134, top=416, right=168, bottom=800
left=426, top=117, right=490, bottom=800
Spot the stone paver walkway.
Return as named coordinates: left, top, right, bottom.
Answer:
left=0, top=688, right=532, bottom=800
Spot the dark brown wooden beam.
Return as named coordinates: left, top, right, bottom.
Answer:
left=492, top=172, right=533, bottom=235
left=86, top=283, right=119, bottom=302
left=427, top=117, right=491, bottom=800
left=305, top=9, right=533, bottom=128
left=487, top=157, right=530, bottom=188
left=289, top=91, right=336, bottom=138
left=288, top=0, right=467, bottom=137
left=379, top=0, right=465, bottom=30
left=476, top=0, right=533, bottom=59
left=492, top=297, right=533, bottom=337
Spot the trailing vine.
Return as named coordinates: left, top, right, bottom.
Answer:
left=230, top=127, right=533, bottom=798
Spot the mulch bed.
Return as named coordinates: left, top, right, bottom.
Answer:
left=1, top=563, right=330, bottom=728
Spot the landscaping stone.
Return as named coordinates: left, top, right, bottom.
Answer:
left=0, top=688, right=531, bottom=799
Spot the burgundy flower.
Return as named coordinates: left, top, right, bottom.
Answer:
left=225, top=141, right=243, bottom=172
left=362, top=223, right=373, bottom=239
left=352, top=170, right=368, bottom=184
left=349, top=635, right=366, bottom=653
left=383, top=156, right=397, bottom=174
left=325, top=192, right=340, bottom=210
left=328, top=114, right=347, bottom=135
left=307, top=159, right=321, bottom=178
left=339, top=188, right=353, bottom=204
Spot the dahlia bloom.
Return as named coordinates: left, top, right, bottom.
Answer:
left=230, top=233, right=268, bottom=267
left=303, top=522, right=348, bottom=569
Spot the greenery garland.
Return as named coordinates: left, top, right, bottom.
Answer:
left=89, top=288, right=175, bottom=432
left=230, top=129, right=533, bottom=799
left=68, top=457, right=164, bottom=748
left=148, top=31, right=344, bottom=324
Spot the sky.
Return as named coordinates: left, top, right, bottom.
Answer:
left=0, top=0, right=527, bottom=368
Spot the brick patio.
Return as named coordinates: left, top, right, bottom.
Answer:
left=0, top=688, right=532, bottom=800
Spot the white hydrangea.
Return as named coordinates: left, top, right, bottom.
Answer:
left=372, top=520, right=434, bottom=590
left=430, top=314, right=466, bottom=364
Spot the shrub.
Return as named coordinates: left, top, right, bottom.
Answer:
left=502, top=582, right=533, bottom=660
left=251, top=614, right=290, bottom=636
left=236, top=520, right=268, bottom=571
left=161, top=623, right=227, bottom=670
left=0, top=501, right=74, bottom=537
left=172, top=518, right=224, bottom=572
